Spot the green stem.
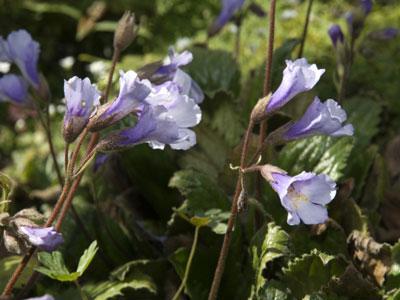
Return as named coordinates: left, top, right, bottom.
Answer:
left=172, top=226, right=201, bottom=300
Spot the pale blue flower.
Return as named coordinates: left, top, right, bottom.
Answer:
left=209, top=0, right=245, bottom=36
left=5, top=30, right=40, bottom=88
left=63, top=76, right=100, bottom=143
left=89, top=70, right=151, bottom=131
left=266, top=58, right=325, bottom=113
left=98, top=87, right=201, bottom=152
left=0, top=74, right=30, bottom=105
left=19, top=226, right=63, bottom=252
left=284, top=97, right=354, bottom=140
left=266, top=171, right=336, bottom=225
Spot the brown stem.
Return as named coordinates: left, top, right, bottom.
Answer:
left=297, top=0, right=314, bottom=58
left=208, top=121, right=254, bottom=300
left=256, top=0, right=277, bottom=199
left=1, top=248, right=36, bottom=296
left=65, top=143, right=69, bottom=174
left=104, top=49, right=120, bottom=103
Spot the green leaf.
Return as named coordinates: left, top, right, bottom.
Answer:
left=250, top=222, right=291, bottom=297
left=85, top=274, right=157, bottom=300
left=278, top=136, right=354, bottom=181
left=76, top=240, right=98, bottom=275
left=36, top=241, right=98, bottom=282
left=256, top=280, right=294, bottom=300
left=281, top=249, right=347, bottom=299
left=184, top=47, right=240, bottom=98
left=169, top=170, right=230, bottom=234
left=36, top=251, right=79, bottom=282
left=343, top=97, right=382, bottom=149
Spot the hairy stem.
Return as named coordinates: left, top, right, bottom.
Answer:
left=256, top=0, right=277, bottom=199
left=208, top=120, right=254, bottom=300
left=172, top=226, right=201, bottom=300
left=3, top=43, right=121, bottom=297
left=104, top=49, right=120, bottom=102
left=297, top=0, right=314, bottom=58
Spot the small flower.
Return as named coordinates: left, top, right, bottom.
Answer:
left=0, top=74, right=30, bottom=105
left=208, top=0, right=245, bottom=37
left=97, top=89, right=201, bottom=152
left=361, top=0, right=372, bottom=15
left=25, top=295, right=54, bottom=300
left=283, top=97, right=354, bottom=140
left=369, top=27, right=399, bottom=40
left=262, top=169, right=336, bottom=225
left=155, top=48, right=193, bottom=80
left=328, top=24, right=344, bottom=47
left=63, top=76, right=100, bottom=143
left=89, top=70, right=151, bottom=131
left=6, top=30, right=40, bottom=88
left=19, top=226, right=64, bottom=252
left=266, top=58, right=325, bottom=113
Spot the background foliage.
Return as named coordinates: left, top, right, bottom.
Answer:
left=1, top=0, right=400, bottom=299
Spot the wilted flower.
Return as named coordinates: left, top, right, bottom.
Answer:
left=114, top=11, right=136, bottom=52
left=63, top=76, right=100, bottom=143
left=0, top=74, right=30, bottom=105
left=3, top=30, right=40, bottom=88
left=89, top=70, right=151, bottom=131
left=261, top=168, right=336, bottom=225
left=19, top=226, right=63, bottom=252
left=97, top=88, right=201, bottom=152
left=25, top=295, right=54, bottom=300
left=328, top=24, right=344, bottom=47
left=266, top=58, right=325, bottom=113
left=283, top=97, right=354, bottom=140
left=208, top=0, right=245, bottom=37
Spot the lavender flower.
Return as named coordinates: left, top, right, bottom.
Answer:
left=262, top=169, right=336, bottom=225
left=328, top=25, right=344, bottom=47
left=266, top=58, right=325, bottom=113
left=361, top=0, right=372, bottom=14
left=0, top=74, right=30, bottom=105
left=97, top=88, right=201, bottom=152
left=19, top=226, right=64, bottom=252
left=89, top=70, right=151, bottom=131
left=155, top=48, right=193, bottom=79
left=63, top=76, right=100, bottom=143
left=25, top=295, right=54, bottom=300
left=209, top=0, right=245, bottom=37
left=4, top=30, right=40, bottom=88
left=369, top=27, right=399, bottom=40
left=0, top=37, right=11, bottom=62
left=284, top=97, right=354, bottom=140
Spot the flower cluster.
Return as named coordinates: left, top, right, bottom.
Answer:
left=255, top=58, right=353, bottom=225
left=63, top=49, right=203, bottom=153
left=0, top=30, right=41, bottom=105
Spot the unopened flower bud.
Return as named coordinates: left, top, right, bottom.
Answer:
left=250, top=94, right=271, bottom=122
left=259, top=164, right=287, bottom=182
left=113, top=11, right=136, bottom=52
